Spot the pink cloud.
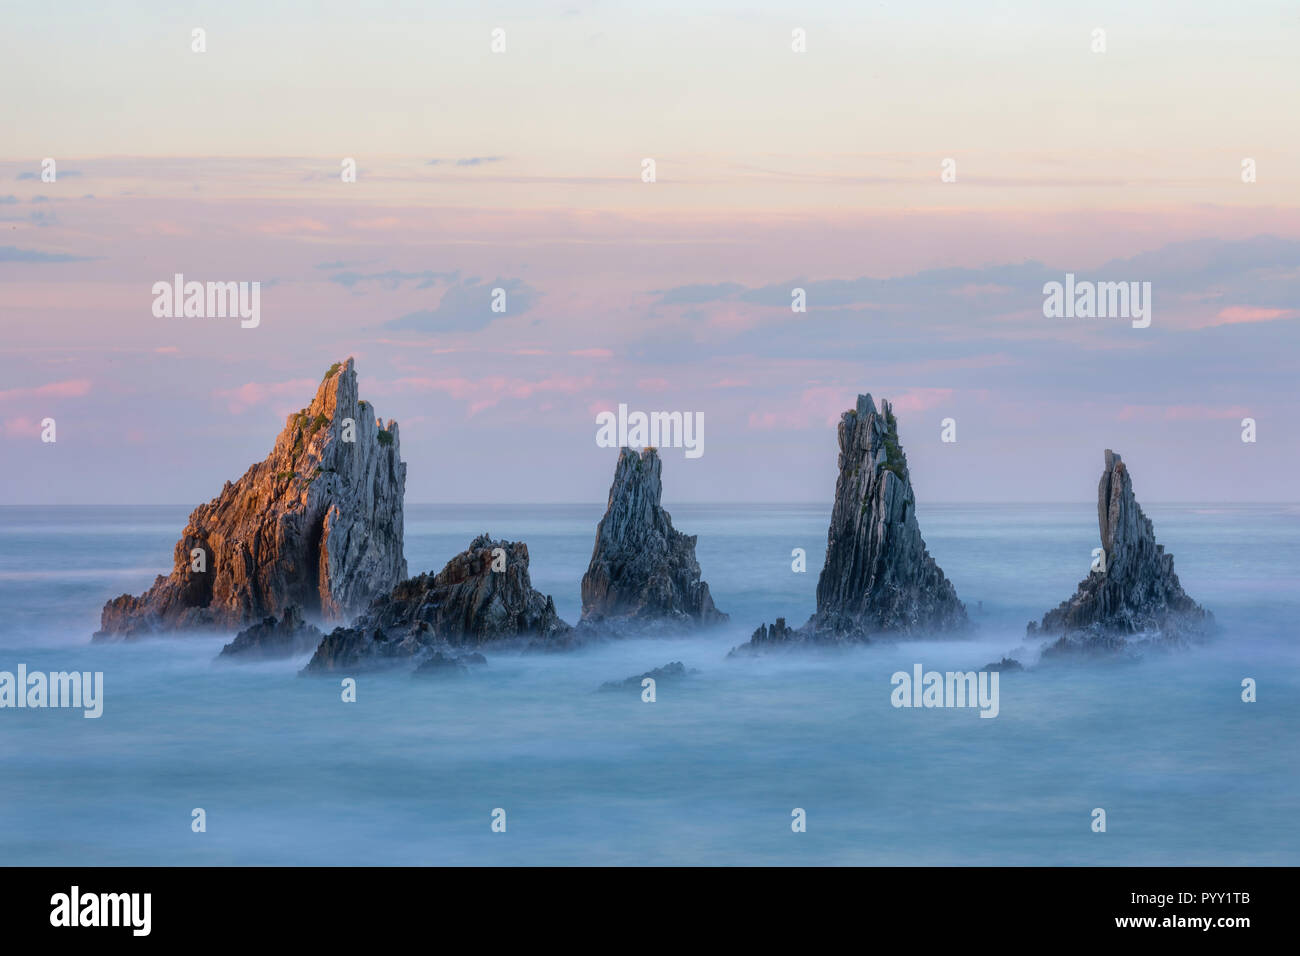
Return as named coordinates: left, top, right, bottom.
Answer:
left=748, top=386, right=956, bottom=431
left=0, top=379, right=92, bottom=402
left=149, top=222, right=192, bottom=237
left=570, top=348, right=613, bottom=359
left=890, top=388, right=955, bottom=415
left=393, top=375, right=594, bottom=416
left=2, top=416, right=42, bottom=438
left=637, top=378, right=671, bottom=392
left=1213, top=306, right=1296, bottom=325
left=348, top=217, right=402, bottom=231
left=257, top=218, right=328, bottom=235
left=747, top=386, right=860, bottom=431
left=215, top=379, right=316, bottom=414
left=949, top=283, right=1013, bottom=297
left=1117, top=404, right=1252, bottom=422
left=705, top=304, right=762, bottom=330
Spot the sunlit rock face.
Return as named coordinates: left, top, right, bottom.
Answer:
left=95, top=358, right=406, bottom=639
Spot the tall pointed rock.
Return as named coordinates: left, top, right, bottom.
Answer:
left=810, top=394, right=967, bottom=637
left=580, top=447, right=726, bottom=631
left=1030, top=450, right=1212, bottom=653
left=95, top=358, right=407, bottom=638
left=732, top=393, right=966, bottom=654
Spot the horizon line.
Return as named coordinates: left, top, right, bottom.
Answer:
left=2, top=501, right=1298, bottom=509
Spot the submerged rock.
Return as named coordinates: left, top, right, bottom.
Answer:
left=301, top=534, right=570, bottom=674
left=732, top=394, right=967, bottom=654
left=1029, top=450, right=1213, bottom=657
left=299, top=625, right=409, bottom=674
left=599, top=661, right=689, bottom=691
left=217, top=605, right=323, bottom=661
left=412, top=650, right=488, bottom=678
left=95, top=358, right=406, bottom=640
left=579, top=447, right=726, bottom=634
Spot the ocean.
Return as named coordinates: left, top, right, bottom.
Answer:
left=1, top=502, right=1297, bottom=865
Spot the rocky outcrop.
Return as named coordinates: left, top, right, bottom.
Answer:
left=301, top=534, right=570, bottom=674
left=1029, top=450, right=1213, bottom=655
left=728, top=618, right=798, bottom=656
left=599, top=661, right=689, bottom=692
left=95, top=358, right=406, bottom=639
left=731, top=394, right=967, bottom=655
left=413, top=650, right=487, bottom=679
left=579, top=447, right=726, bottom=634
left=217, top=605, right=323, bottom=661
left=299, top=625, right=411, bottom=673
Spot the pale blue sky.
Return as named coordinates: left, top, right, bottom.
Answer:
left=1, top=2, right=1297, bottom=503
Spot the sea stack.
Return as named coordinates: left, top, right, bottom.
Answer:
left=302, top=534, right=570, bottom=674
left=1029, top=450, right=1212, bottom=655
left=95, top=358, right=407, bottom=639
left=579, top=447, right=726, bottom=634
left=733, top=394, right=967, bottom=652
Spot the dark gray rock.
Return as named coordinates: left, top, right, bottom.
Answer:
left=1029, top=450, right=1213, bottom=656
left=96, top=358, right=406, bottom=640
left=811, top=395, right=967, bottom=638
left=732, top=394, right=967, bottom=655
left=728, top=618, right=798, bottom=657
left=599, top=661, right=689, bottom=691
left=579, top=447, right=726, bottom=634
left=298, top=626, right=401, bottom=673
left=217, top=605, right=323, bottom=661
left=981, top=657, right=1024, bottom=672
left=412, top=650, right=487, bottom=678
left=301, top=534, right=570, bottom=674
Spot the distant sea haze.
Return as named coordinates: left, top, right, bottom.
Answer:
left=0, top=503, right=1296, bottom=864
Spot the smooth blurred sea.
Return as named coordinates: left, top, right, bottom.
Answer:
left=1, top=502, right=1297, bottom=865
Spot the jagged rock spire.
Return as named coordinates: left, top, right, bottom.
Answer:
left=580, top=447, right=726, bottom=630
left=732, top=393, right=967, bottom=654
left=1031, top=449, right=1212, bottom=652
left=95, top=358, right=407, bottom=638
left=811, top=394, right=967, bottom=637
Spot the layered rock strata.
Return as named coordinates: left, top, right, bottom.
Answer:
left=579, top=447, right=726, bottom=634
left=732, top=394, right=967, bottom=653
left=301, top=534, right=570, bottom=674
left=96, top=359, right=406, bottom=639
left=1029, top=450, right=1213, bottom=656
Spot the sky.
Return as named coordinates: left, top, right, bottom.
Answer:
left=1, top=1, right=1298, bottom=504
